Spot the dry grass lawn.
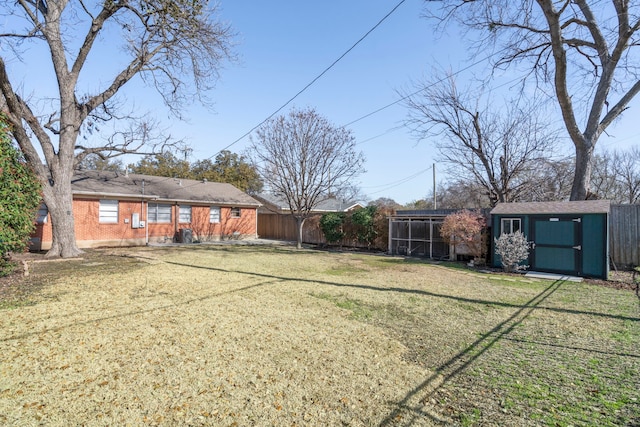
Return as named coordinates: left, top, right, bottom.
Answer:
left=0, top=245, right=638, bottom=426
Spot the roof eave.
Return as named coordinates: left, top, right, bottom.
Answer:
left=152, top=198, right=261, bottom=208
left=73, top=191, right=158, bottom=200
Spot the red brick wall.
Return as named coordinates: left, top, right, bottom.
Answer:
left=32, top=199, right=258, bottom=250
left=189, top=206, right=257, bottom=241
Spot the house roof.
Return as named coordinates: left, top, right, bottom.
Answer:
left=254, top=193, right=363, bottom=213
left=491, top=200, right=610, bottom=215
left=71, top=170, right=261, bottom=207
left=394, top=208, right=492, bottom=217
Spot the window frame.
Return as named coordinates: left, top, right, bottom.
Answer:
left=148, top=203, right=172, bottom=223
left=36, top=204, right=48, bottom=224
left=179, top=205, right=192, bottom=223
left=210, top=206, right=221, bottom=223
left=99, top=199, right=119, bottom=224
left=230, top=207, right=241, bottom=218
left=500, top=218, right=522, bottom=235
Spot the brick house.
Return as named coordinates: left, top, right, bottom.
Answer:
left=31, top=170, right=261, bottom=250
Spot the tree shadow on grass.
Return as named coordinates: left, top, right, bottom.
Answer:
left=2, top=256, right=638, bottom=426
left=159, top=259, right=640, bottom=323
left=376, top=279, right=565, bottom=426
left=0, top=279, right=283, bottom=343
left=154, top=259, right=638, bottom=425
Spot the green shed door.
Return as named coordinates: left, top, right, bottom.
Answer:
left=530, top=216, right=582, bottom=276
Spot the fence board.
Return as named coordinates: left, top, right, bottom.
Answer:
left=610, top=205, right=640, bottom=269
left=257, top=213, right=375, bottom=248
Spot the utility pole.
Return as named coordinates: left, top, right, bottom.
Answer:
left=433, top=163, right=437, bottom=209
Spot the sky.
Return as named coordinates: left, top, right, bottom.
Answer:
left=3, top=0, right=639, bottom=205
left=172, top=0, right=462, bottom=204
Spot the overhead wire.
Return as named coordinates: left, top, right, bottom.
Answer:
left=362, top=166, right=432, bottom=189
left=366, top=166, right=433, bottom=196
left=206, top=0, right=518, bottom=159
left=206, top=0, right=408, bottom=160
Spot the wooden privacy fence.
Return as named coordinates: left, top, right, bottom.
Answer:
left=257, top=213, right=329, bottom=244
left=260, top=205, right=638, bottom=268
left=257, top=213, right=386, bottom=249
left=610, top=204, right=640, bottom=269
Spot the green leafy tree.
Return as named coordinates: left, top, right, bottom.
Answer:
left=0, top=114, right=41, bottom=268
left=130, top=152, right=192, bottom=178
left=77, top=155, right=125, bottom=172
left=191, top=151, right=263, bottom=194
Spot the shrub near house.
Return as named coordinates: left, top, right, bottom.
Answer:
left=0, top=114, right=41, bottom=271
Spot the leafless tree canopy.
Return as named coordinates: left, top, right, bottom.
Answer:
left=590, top=147, right=640, bottom=203
left=426, top=0, right=640, bottom=200
left=404, top=74, right=559, bottom=206
left=0, top=0, right=234, bottom=257
left=249, top=107, right=365, bottom=249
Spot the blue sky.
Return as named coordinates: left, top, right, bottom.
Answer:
left=161, top=0, right=640, bottom=203
left=172, top=0, right=464, bottom=204
left=4, top=0, right=639, bottom=204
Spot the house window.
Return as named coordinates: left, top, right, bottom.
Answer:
left=230, top=207, right=241, bottom=218
left=210, top=206, right=221, bottom=223
left=36, top=204, right=48, bottom=224
left=501, top=218, right=521, bottom=235
left=148, top=203, right=172, bottom=223
left=99, top=200, right=118, bottom=223
left=179, top=205, right=192, bottom=223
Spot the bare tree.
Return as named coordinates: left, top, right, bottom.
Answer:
left=433, top=180, right=493, bottom=209
left=404, top=75, right=558, bottom=206
left=0, top=0, right=233, bottom=257
left=589, top=151, right=620, bottom=200
left=369, top=197, right=403, bottom=211
left=428, top=0, right=640, bottom=200
left=613, top=147, right=640, bottom=204
left=517, top=158, right=574, bottom=202
left=249, top=107, right=365, bottom=249
left=591, top=147, right=640, bottom=203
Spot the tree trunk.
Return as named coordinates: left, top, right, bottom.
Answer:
left=570, top=143, right=595, bottom=201
left=295, top=216, right=306, bottom=250
left=43, top=166, right=83, bottom=258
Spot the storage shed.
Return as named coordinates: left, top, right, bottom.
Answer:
left=490, top=200, right=610, bottom=279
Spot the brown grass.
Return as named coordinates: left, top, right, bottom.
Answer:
left=0, top=245, right=638, bottom=426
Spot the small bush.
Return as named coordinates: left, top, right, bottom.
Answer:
left=319, top=212, right=346, bottom=244
left=351, top=206, right=377, bottom=249
left=494, top=231, right=530, bottom=273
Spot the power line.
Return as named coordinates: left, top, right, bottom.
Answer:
left=364, top=166, right=433, bottom=196
left=362, top=166, right=431, bottom=188
left=341, top=52, right=504, bottom=129
left=354, top=72, right=529, bottom=147
left=207, top=0, right=408, bottom=159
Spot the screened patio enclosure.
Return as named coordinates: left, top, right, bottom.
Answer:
left=388, top=211, right=450, bottom=259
